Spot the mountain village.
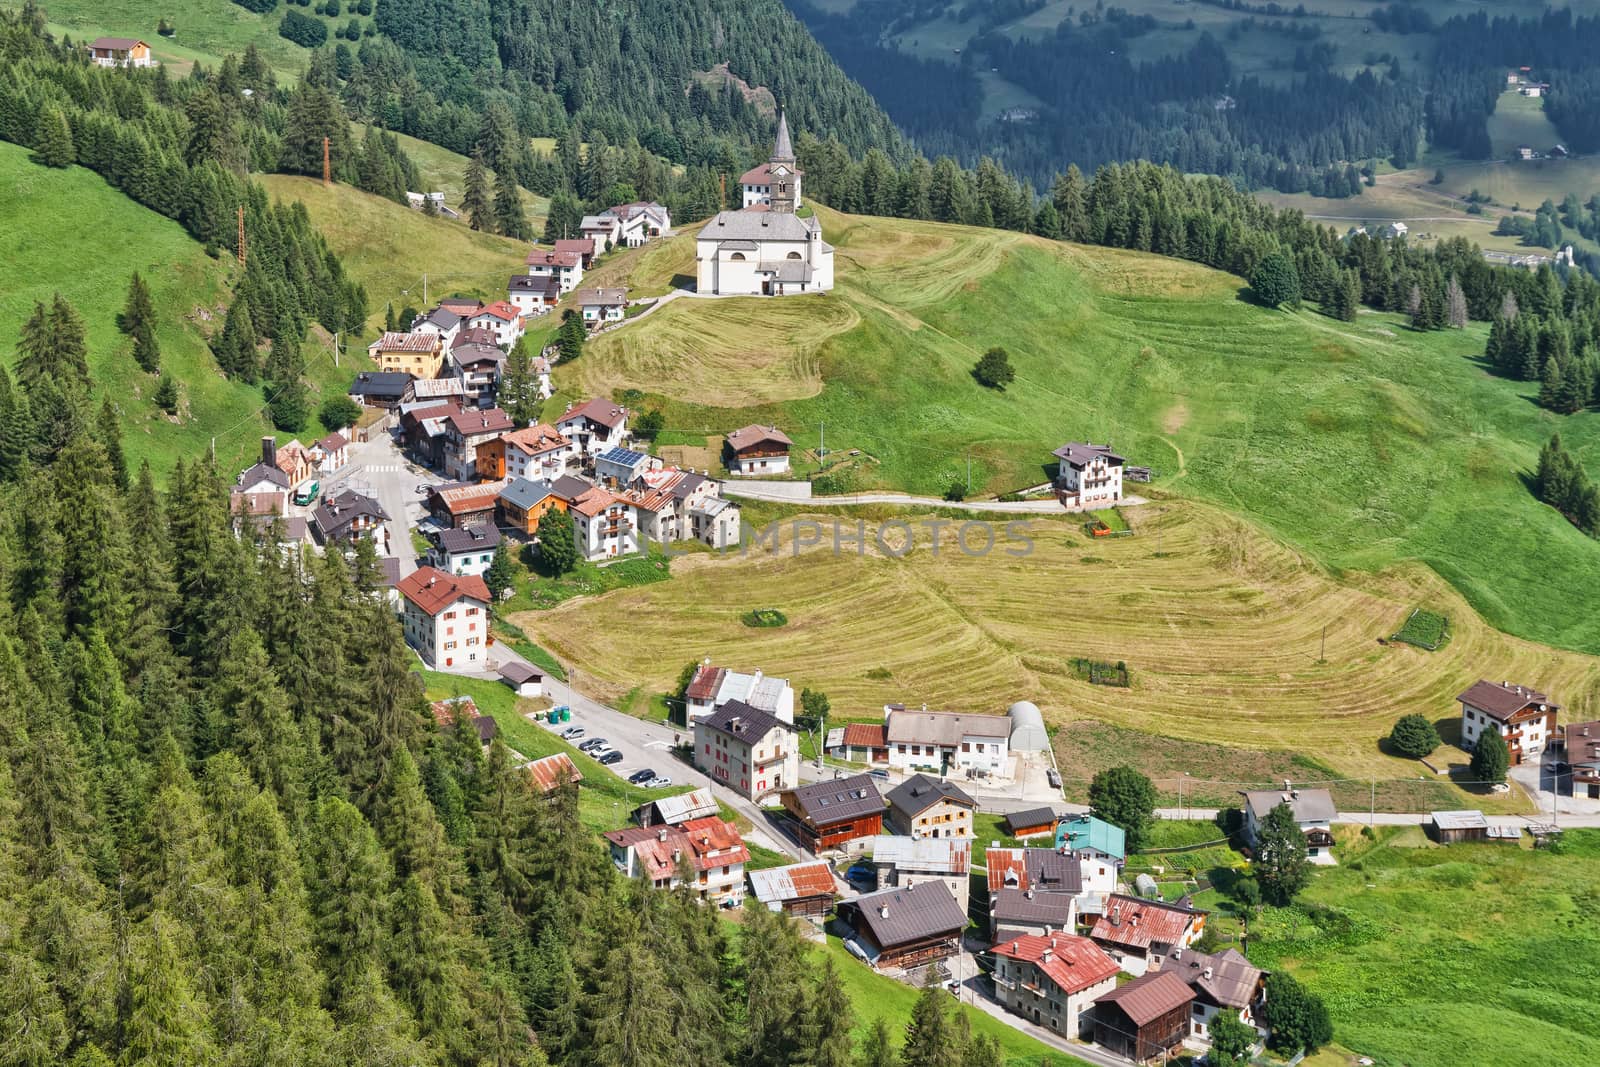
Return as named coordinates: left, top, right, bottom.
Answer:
left=207, top=116, right=1597, bottom=1067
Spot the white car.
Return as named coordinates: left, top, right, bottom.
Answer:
left=644, top=776, right=671, bottom=789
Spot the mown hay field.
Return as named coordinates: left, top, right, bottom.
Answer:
left=510, top=502, right=1600, bottom=784
left=558, top=205, right=1600, bottom=655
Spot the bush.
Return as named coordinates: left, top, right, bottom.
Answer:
left=633, top=409, right=665, bottom=439
left=1471, top=727, right=1510, bottom=785
left=943, top=483, right=967, bottom=502
left=972, top=345, right=1015, bottom=390
left=1388, top=713, right=1441, bottom=758
left=279, top=9, right=327, bottom=46
left=741, top=608, right=788, bottom=628
left=319, top=396, right=362, bottom=432
left=154, top=375, right=180, bottom=414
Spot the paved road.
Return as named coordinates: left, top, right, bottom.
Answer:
left=482, top=647, right=807, bottom=859
left=725, top=482, right=1150, bottom=514
left=336, top=432, right=450, bottom=578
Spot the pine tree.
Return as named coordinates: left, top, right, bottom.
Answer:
left=535, top=506, right=577, bottom=574
left=121, top=272, right=162, bottom=373
left=541, top=191, right=584, bottom=245
left=499, top=339, right=543, bottom=425
left=99, top=397, right=129, bottom=491
left=266, top=336, right=310, bottom=432
left=901, top=983, right=963, bottom=1067
left=32, top=105, right=75, bottom=168
left=119, top=912, right=221, bottom=1067
left=463, top=149, right=492, bottom=232
left=377, top=746, right=464, bottom=913
left=859, top=1017, right=897, bottom=1067
left=485, top=544, right=516, bottom=601
left=305, top=796, right=393, bottom=1005
left=557, top=313, right=585, bottom=364
left=1051, top=165, right=1088, bottom=241
left=1471, top=725, right=1510, bottom=784
left=1254, top=801, right=1311, bottom=905
left=584, top=941, right=679, bottom=1067
left=800, top=955, right=855, bottom=1067
left=1446, top=274, right=1469, bottom=328
left=0, top=367, right=29, bottom=482
left=1499, top=289, right=1519, bottom=322
left=154, top=375, right=179, bottom=415
left=494, top=169, right=528, bottom=239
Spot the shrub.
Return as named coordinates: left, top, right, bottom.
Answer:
left=1389, top=713, right=1441, bottom=758
left=942, top=483, right=966, bottom=502
left=741, top=608, right=788, bottom=628
left=319, top=396, right=362, bottom=432
left=1471, top=727, right=1510, bottom=784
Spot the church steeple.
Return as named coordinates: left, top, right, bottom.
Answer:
left=772, top=107, right=794, bottom=164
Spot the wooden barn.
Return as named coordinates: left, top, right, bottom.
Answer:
left=836, top=881, right=967, bottom=970
left=1093, top=970, right=1195, bottom=1063
left=1429, top=810, right=1489, bottom=844
left=1002, top=806, right=1060, bottom=840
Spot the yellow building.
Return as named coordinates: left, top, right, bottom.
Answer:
left=366, top=331, right=444, bottom=379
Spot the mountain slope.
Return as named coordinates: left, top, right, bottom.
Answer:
left=563, top=207, right=1600, bottom=655
left=1, top=143, right=358, bottom=475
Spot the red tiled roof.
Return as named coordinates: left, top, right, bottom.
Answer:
left=397, top=566, right=491, bottom=616
left=526, top=248, right=583, bottom=269
left=446, top=407, right=515, bottom=438
left=526, top=753, right=582, bottom=793
left=992, top=934, right=1120, bottom=995
left=739, top=162, right=804, bottom=185
left=1093, top=970, right=1195, bottom=1025
left=840, top=722, right=886, bottom=749
left=679, top=817, right=752, bottom=869
left=429, top=695, right=479, bottom=726
left=570, top=486, right=623, bottom=518
left=474, top=301, right=521, bottom=323
left=502, top=424, right=569, bottom=456
left=604, top=818, right=749, bottom=876
left=1090, top=895, right=1202, bottom=953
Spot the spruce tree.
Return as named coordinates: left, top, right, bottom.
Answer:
left=99, top=397, right=129, bottom=491
left=494, top=169, right=528, bottom=239
left=499, top=339, right=543, bottom=425
left=463, top=149, right=492, bottom=231
left=1254, top=801, right=1311, bottom=905
left=1446, top=274, right=1469, bottom=328
left=32, top=105, right=75, bottom=168
left=557, top=313, right=585, bottom=364
left=1471, top=726, right=1510, bottom=785
left=902, top=983, right=962, bottom=1067
left=154, top=375, right=179, bottom=415
left=534, top=506, right=577, bottom=574
left=119, top=913, right=221, bottom=1066
left=120, top=272, right=162, bottom=373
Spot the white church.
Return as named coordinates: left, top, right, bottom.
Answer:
left=696, top=110, right=835, bottom=296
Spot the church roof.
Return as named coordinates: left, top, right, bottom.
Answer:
left=699, top=210, right=819, bottom=243
left=773, top=108, right=794, bottom=161
left=740, top=161, right=804, bottom=186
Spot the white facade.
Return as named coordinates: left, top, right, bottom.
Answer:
left=572, top=494, right=639, bottom=561
left=686, top=666, right=796, bottom=724
left=884, top=707, right=1010, bottom=777
left=524, top=255, right=584, bottom=293
left=694, top=715, right=799, bottom=804
left=466, top=308, right=524, bottom=348
left=401, top=593, right=488, bottom=671
left=505, top=435, right=572, bottom=482
left=729, top=452, right=790, bottom=475
left=1462, top=704, right=1553, bottom=761
left=696, top=211, right=835, bottom=296
left=555, top=403, right=629, bottom=456
left=435, top=544, right=495, bottom=578
left=1054, top=443, right=1124, bottom=506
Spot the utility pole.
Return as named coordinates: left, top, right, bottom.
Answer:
left=322, top=136, right=331, bottom=187
left=333, top=331, right=341, bottom=368
left=818, top=421, right=824, bottom=459
left=236, top=205, right=246, bottom=265
left=1370, top=779, right=1375, bottom=826
left=422, top=273, right=428, bottom=308
left=966, top=453, right=972, bottom=491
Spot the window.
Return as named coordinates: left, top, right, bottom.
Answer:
left=444, top=611, right=456, bottom=620
left=962, top=742, right=970, bottom=753
left=444, top=641, right=457, bottom=650
left=786, top=251, right=802, bottom=259
left=729, top=252, right=746, bottom=261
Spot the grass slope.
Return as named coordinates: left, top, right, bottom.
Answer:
left=1250, top=828, right=1600, bottom=1067
left=509, top=505, right=1599, bottom=787
left=564, top=206, right=1600, bottom=655
left=0, top=144, right=353, bottom=475
left=28, top=0, right=349, bottom=77
left=258, top=174, right=530, bottom=331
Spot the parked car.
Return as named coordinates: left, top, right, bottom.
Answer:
left=1047, top=768, right=1062, bottom=788
left=578, top=738, right=608, bottom=753
left=627, top=769, right=657, bottom=785
left=644, top=776, right=671, bottom=789
left=867, top=769, right=890, bottom=781
left=560, top=725, right=585, bottom=740
left=597, top=751, right=624, bottom=766
left=845, top=863, right=875, bottom=886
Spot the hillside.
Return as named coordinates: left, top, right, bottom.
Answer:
left=560, top=206, right=1600, bottom=655
left=0, top=143, right=359, bottom=475
left=258, top=174, right=532, bottom=329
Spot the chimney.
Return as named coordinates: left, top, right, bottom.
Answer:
left=1203, top=966, right=1214, bottom=980
left=879, top=906, right=889, bottom=919
left=1025, top=890, right=1034, bottom=900
left=262, top=436, right=277, bottom=466
left=658, top=828, right=668, bottom=841
left=1111, top=905, right=1121, bottom=927
left=672, top=848, right=681, bottom=862
left=1040, top=948, right=1052, bottom=963
left=1283, top=779, right=1291, bottom=792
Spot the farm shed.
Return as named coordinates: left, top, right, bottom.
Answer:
left=748, top=860, right=838, bottom=918
left=1429, top=810, right=1489, bottom=844
left=498, top=660, right=544, bottom=697
left=1002, top=806, right=1060, bottom=839
left=524, top=753, right=582, bottom=795
left=1007, top=700, right=1050, bottom=751
left=1092, top=970, right=1195, bottom=1063
left=632, top=787, right=718, bottom=827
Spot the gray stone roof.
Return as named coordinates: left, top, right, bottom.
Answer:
left=698, top=210, right=818, bottom=243
left=886, top=774, right=976, bottom=819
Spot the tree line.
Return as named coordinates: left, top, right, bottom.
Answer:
left=0, top=314, right=1016, bottom=1065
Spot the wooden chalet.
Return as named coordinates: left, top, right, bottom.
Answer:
left=1429, top=810, right=1489, bottom=844
left=1093, top=970, right=1195, bottom=1063
left=723, top=424, right=793, bottom=475
left=1457, top=679, right=1559, bottom=766
left=836, top=881, right=967, bottom=970
left=427, top=480, right=506, bottom=530
left=779, top=773, right=884, bottom=853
